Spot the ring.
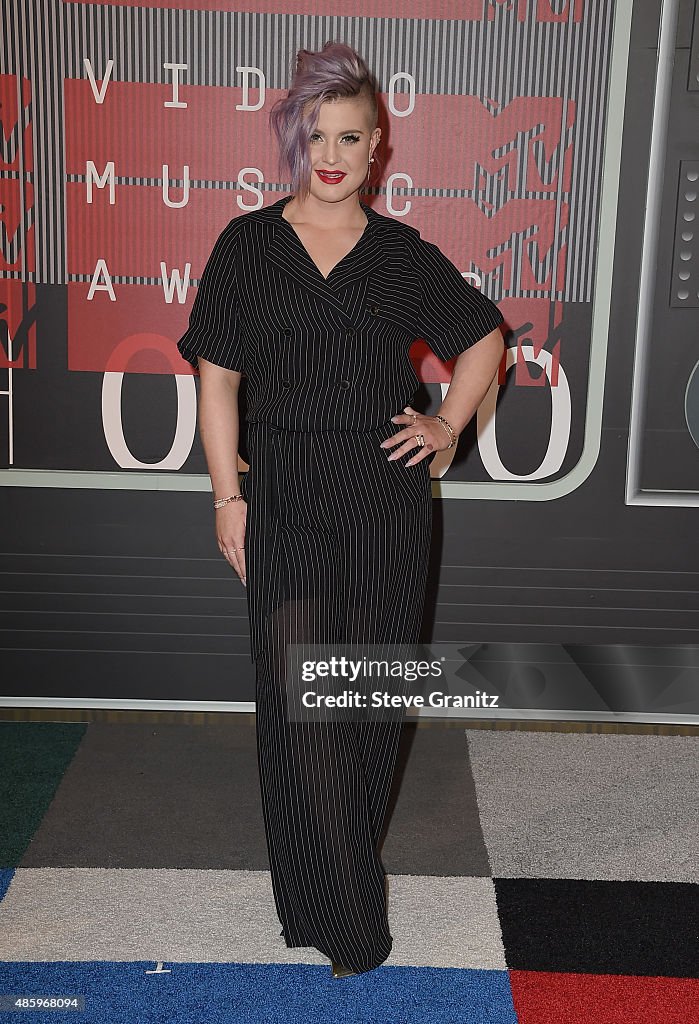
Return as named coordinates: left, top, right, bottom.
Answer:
left=415, top=433, right=425, bottom=448
left=411, top=413, right=417, bottom=425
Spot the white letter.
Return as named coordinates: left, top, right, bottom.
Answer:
left=386, top=173, right=413, bottom=216
left=86, top=161, right=116, bottom=205
left=238, top=173, right=264, bottom=209
left=479, top=344, right=571, bottom=480
left=88, top=260, right=116, bottom=301
left=163, top=164, right=190, bottom=208
left=164, top=63, right=187, bottom=108
left=388, top=72, right=415, bottom=116
left=161, top=262, right=191, bottom=304
left=83, top=58, right=114, bottom=104
left=102, top=361, right=196, bottom=469
left=236, top=67, right=265, bottom=111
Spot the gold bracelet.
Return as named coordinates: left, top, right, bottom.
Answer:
left=435, top=414, right=458, bottom=449
left=213, top=493, right=244, bottom=509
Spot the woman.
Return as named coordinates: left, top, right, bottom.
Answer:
left=177, top=41, right=505, bottom=978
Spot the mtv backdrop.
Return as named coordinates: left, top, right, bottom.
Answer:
left=1, top=0, right=697, bottom=718
left=4, top=0, right=611, bottom=489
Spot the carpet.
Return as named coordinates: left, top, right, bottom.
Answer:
left=0, top=721, right=697, bottom=1022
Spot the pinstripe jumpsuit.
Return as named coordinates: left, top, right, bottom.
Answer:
left=177, top=193, right=504, bottom=974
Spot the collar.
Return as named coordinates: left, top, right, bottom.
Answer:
left=260, top=191, right=384, bottom=225
left=258, top=192, right=387, bottom=313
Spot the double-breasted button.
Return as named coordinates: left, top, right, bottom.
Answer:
left=345, top=327, right=356, bottom=337
left=369, top=304, right=380, bottom=315
left=281, top=378, right=292, bottom=388
left=337, top=379, right=351, bottom=389
left=282, top=327, right=292, bottom=336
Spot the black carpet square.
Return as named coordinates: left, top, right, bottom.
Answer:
left=494, top=877, right=699, bottom=978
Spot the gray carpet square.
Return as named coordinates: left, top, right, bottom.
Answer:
left=0, top=868, right=505, bottom=969
left=22, top=722, right=270, bottom=869
left=466, top=730, right=699, bottom=882
left=382, top=724, right=491, bottom=876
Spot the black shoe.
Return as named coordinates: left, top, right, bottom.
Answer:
left=331, top=960, right=358, bottom=978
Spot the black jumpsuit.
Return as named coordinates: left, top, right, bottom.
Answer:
left=177, top=193, right=504, bottom=974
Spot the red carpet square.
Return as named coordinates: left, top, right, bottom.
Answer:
left=509, top=970, right=699, bottom=1024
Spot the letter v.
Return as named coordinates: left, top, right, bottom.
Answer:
left=84, top=58, right=114, bottom=103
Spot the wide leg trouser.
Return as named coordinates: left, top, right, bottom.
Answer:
left=256, top=654, right=406, bottom=971
left=245, top=420, right=432, bottom=974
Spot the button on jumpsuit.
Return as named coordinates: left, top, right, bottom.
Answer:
left=177, top=193, right=504, bottom=974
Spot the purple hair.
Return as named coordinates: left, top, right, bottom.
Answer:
left=269, top=41, right=381, bottom=201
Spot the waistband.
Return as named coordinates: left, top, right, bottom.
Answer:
left=247, top=418, right=397, bottom=436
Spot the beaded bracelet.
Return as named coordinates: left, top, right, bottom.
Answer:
left=435, top=414, right=458, bottom=449
left=213, top=493, right=244, bottom=509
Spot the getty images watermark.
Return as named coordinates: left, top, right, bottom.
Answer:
left=282, top=643, right=502, bottom=723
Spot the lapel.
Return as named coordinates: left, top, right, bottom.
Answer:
left=260, top=194, right=386, bottom=321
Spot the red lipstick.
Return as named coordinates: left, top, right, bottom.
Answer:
left=315, top=170, right=347, bottom=184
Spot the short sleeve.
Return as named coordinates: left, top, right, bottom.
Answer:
left=176, top=219, right=245, bottom=372
left=411, top=233, right=504, bottom=362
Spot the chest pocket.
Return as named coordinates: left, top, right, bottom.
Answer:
left=364, top=269, right=422, bottom=339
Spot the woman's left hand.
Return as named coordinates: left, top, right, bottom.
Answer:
left=380, top=405, right=455, bottom=466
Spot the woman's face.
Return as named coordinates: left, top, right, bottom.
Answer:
left=305, top=95, right=380, bottom=203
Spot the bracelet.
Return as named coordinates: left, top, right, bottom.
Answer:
left=213, top=493, right=244, bottom=509
left=435, top=414, right=458, bottom=449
